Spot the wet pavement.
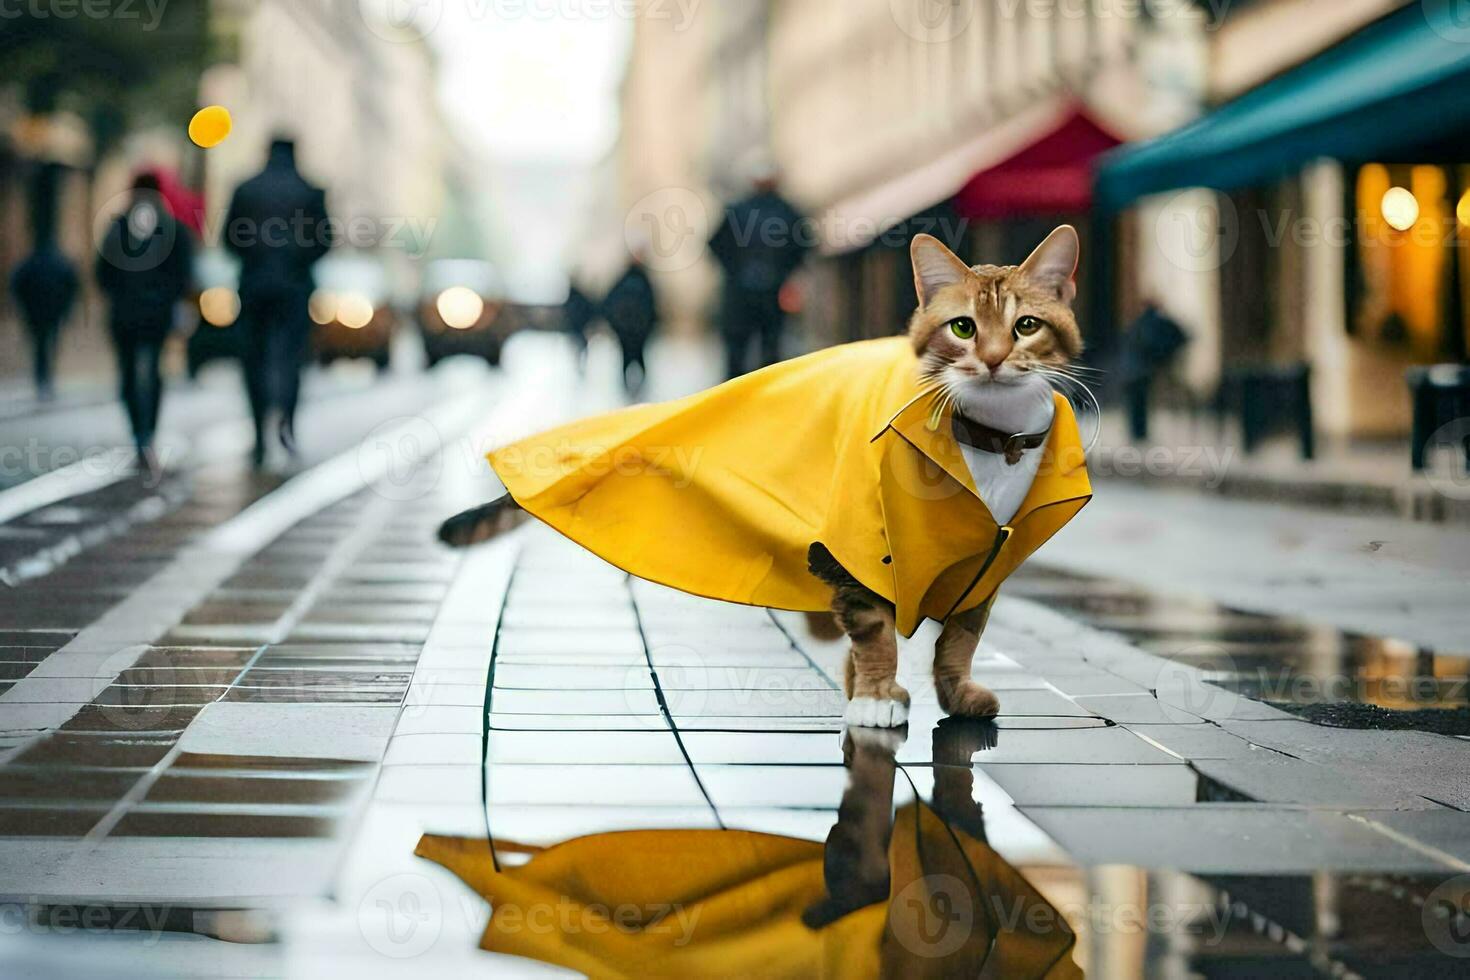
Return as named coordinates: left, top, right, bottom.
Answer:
left=1, top=339, right=1469, bottom=977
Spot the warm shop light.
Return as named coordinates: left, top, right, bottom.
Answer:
left=337, top=294, right=375, bottom=330
left=1458, top=190, right=1470, bottom=228
left=1381, top=187, right=1420, bottom=231
left=436, top=286, right=484, bottom=330
left=309, top=290, right=338, bottom=326
left=199, top=287, right=239, bottom=328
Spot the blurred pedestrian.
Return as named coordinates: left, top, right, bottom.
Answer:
left=224, top=138, right=330, bottom=467
left=562, top=280, right=597, bottom=371
left=1121, top=299, right=1191, bottom=441
left=709, top=165, right=809, bottom=378
left=603, top=253, right=658, bottom=396
left=10, top=244, right=78, bottom=402
left=96, top=172, right=194, bottom=470
left=9, top=163, right=79, bottom=400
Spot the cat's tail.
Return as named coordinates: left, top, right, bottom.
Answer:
left=437, top=496, right=529, bottom=548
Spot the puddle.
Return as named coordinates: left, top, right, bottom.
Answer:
left=1009, top=567, right=1470, bottom=731
left=443, top=719, right=1465, bottom=977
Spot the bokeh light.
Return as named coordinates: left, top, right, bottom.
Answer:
left=436, top=286, right=485, bottom=330
left=1380, top=186, right=1420, bottom=231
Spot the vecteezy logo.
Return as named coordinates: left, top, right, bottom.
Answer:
left=358, top=416, right=444, bottom=502
left=1153, top=645, right=1240, bottom=721
left=358, top=0, right=444, bottom=43
left=1154, top=189, right=1238, bottom=273
left=1424, top=0, right=1470, bottom=44
left=625, top=188, right=710, bottom=273
left=1421, top=417, right=1470, bottom=501
left=1424, top=875, right=1470, bottom=957
left=889, top=874, right=974, bottom=958
left=890, top=0, right=976, bottom=43
left=358, top=874, right=443, bottom=958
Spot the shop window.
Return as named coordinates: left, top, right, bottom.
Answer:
left=1350, top=163, right=1468, bottom=362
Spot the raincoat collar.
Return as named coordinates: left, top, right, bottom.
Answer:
left=874, top=386, right=1091, bottom=528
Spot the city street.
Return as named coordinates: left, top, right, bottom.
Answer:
left=1, top=337, right=1468, bottom=976
left=7, top=1, right=1470, bottom=976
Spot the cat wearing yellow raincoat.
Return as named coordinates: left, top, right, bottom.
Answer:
left=441, top=228, right=1092, bottom=729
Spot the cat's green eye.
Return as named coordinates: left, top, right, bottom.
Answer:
left=1014, top=315, right=1047, bottom=338
left=948, top=317, right=977, bottom=340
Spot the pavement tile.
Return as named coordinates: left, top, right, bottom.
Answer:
left=1018, top=805, right=1456, bottom=873
left=178, top=703, right=400, bottom=761
left=488, top=688, right=663, bottom=715
left=672, top=715, right=844, bottom=732
left=1071, top=693, right=1204, bottom=724
left=0, top=768, right=142, bottom=802
left=375, top=765, right=483, bottom=806
left=0, top=806, right=108, bottom=836
left=487, top=763, right=708, bottom=806
left=12, top=734, right=175, bottom=768
left=488, top=713, right=672, bottom=732
left=679, top=731, right=844, bottom=766
left=495, top=629, right=644, bottom=657
left=382, top=734, right=483, bottom=766
left=483, top=805, right=721, bottom=843
left=894, top=724, right=1179, bottom=765
left=1194, top=756, right=1442, bottom=809
left=1356, top=810, right=1470, bottom=865
left=404, top=683, right=487, bottom=708
left=1122, top=723, right=1264, bottom=760
left=491, top=663, right=654, bottom=690
left=696, top=764, right=853, bottom=808
left=485, top=730, right=686, bottom=765
left=391, top=706, right=484, bottom=735
left=1216, top=720, right=1470, bottom=809
left=978, top=763, right=1199, bottom=806
left=143, top=774, right=369, bottom=807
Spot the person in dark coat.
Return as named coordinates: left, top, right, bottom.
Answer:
left=1121, top=300, right=1191, bottom=441
left=95, top=173, right=194, bottom=466
left=708, top=173, right=809, bottom=378
left=10, top=163, right=79, bottom=400
left=223, top=138, right=331, bottom=467
left=602, top=256, right=658, bottom=396
left=562, top=281, right=597, bottom=371
left=11, top=245, right=79, bottom=401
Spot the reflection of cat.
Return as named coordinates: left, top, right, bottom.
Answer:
left=418, top=718, right=1080, bottom=977
left=440, top=228, right=1091, bottom=730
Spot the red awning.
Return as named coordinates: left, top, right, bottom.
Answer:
left=954, top=108, right=1121, bottom=220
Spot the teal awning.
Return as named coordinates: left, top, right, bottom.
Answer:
left=1095, top=3, right=1470, bottom=210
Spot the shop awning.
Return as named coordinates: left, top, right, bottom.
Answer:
left=954, top=108, right=1120, bottom=219
left=1095, top=2, right=1470, bottom=211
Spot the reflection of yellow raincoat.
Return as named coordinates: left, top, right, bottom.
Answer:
left=416, top=802, right=1082, bottom=979
left=489, top=337, right=1090, bottom=637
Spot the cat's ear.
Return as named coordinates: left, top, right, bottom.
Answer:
left=910, top=234, right=971, bottom=307
left=1018, top=225, right=1079, bottom=304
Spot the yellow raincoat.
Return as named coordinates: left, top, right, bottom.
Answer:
left=489, top=337, right=1091, bottom=637
left=416, top=801, right=1082, bottom=979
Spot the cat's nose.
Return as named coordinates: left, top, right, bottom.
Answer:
left=980, top=350, right=1009, bottom=372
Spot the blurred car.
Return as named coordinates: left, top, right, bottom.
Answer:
left=416, top=259, right=508, bottom=366
left=309, top=252, right=396, bottom=371
left=186, top=249, right=245, bottom=377
left=186, top=250, right=396, bottom=375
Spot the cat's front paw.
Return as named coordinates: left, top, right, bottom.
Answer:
left=939, top=680, right=1000, bottom=719
left=845, top=680, right=910, bottom=729
left=845, top=697, right=909, bottom=729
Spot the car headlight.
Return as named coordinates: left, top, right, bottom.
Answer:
left=309, top=290, right=338, bottom=326
left=436, top=286, right=485, bottom=330
left=199, top=287, right=239, bottom=328
left=336, top=293, right=375, bottom=330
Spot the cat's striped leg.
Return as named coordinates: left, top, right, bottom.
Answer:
left=933, top=602, right=1000, bottom=719
left=807, top=544, right=909, bottom=729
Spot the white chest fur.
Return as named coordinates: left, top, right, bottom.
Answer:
left=954, top=376, right=1056, bottom=526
